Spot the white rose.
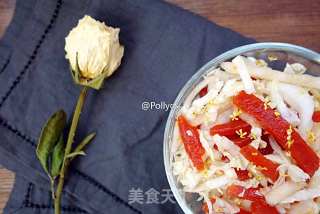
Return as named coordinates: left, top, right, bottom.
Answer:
left=65, top=15, right=124, bottom=83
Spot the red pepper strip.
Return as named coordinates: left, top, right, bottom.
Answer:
left=226, top=184, right=244, bottom=198
left=178, top=115, right=205, bottom=171
left=312, top=111, right=320, bottom=122
left=243, top=187, right=265, bottom=202
left=233, top=91, right=319, bottom=176
left=226, top=185, right=264, bottom=202
left=227, top=184, right=278, bottom=213
left=238, top=209, right=251, bottom=214
left=210, top=119, right=251, bottom=137
left=202, top=197, right=251, bottom=214
left=251, top=201, right=279, bottom=214
left=199, top=86, right=208, bottom=97
left=201, top=198, right=216, bottom=214
left=231, top=136, right=252, bottom=148
left=240, top=145, right=279, bottom=182
left=235, top=169, right=251, bottom=181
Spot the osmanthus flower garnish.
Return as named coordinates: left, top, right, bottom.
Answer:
left=172, top=55, right=320, bottom=214
left=36, top=15, right=124, bottom=214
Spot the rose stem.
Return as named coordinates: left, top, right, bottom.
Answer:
left=54, top=86, right=88, bottom=214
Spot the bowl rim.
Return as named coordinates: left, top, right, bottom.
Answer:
left=163, top=42, right=320, bottom=214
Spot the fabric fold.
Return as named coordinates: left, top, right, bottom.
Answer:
left=0, top=0, right=254, bottom=213
left=4, top=176, right=87, bottom=214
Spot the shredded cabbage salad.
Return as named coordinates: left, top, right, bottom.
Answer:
left=171, top=55, right=320, bottom=214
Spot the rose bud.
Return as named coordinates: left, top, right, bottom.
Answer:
left=65, top=15, right=124, bottom=90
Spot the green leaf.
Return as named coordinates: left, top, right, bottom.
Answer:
left=68, top=132, right=96, bottom=161
left=36, top=110, right=67, bottom=175
left=50, top=135, right=65, bottom=178
left=74, top=53, right=81, bottom=82
left=69, top=53, right=81, bottom=85
left=70, top=52, right=110, bottom=90
left=86, top=75, right=105, bottom=90
left=75, top=133, right=96, bottom=153
left=66, top=151, right=86, bottom=159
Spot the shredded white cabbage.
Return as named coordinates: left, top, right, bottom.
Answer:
left=284, top=63, right=307, bottom=75
left=268, top=80, right=300, bottom=126
left=214, top=198, right=240, bottom=214
left=199, top=130, right=215, bottom=161
left=278, top=164, right=310, bottom=182
left=249, top=127, right=264, bottom=150
left=278, top=83, right=314, bottom=138
left=288, top=200, right=319, bottom=214
left=269, top=137, right=290, bottom=163
left=239, top=112, right=260, bottom=128
left=280, top=187, right=320, bottom=204
left=265, top=154, right=287, bottom=165
left=309, top=169, right=320, bottom=188
left=268, top=138, right=310, bottom=183
left=213, top=79, right=244, bottom=104
left=265, top=181, right=305, bottom=205
left=232, top=56, right=256, bottom=94
left=192, top=174, right=235, bottom=192
left=215, top=108, right=233, bottom=124
left=183, top=75, right=220, bottom=109
left=213, top=134, right=240, bottom=156
left=171, top=55, right=320, bottom=213
left=276, top=204, right=287, bottom=214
